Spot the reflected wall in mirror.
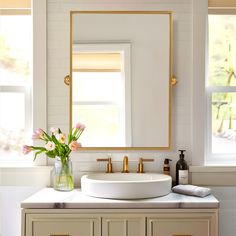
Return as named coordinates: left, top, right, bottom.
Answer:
left=70, top=11, right=173, bottom=150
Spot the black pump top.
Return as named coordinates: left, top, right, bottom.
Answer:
left=164, top=158, right=172, bottom=164
left=178, top=149, right=186, bottom=159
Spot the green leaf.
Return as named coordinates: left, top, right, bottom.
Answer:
left=32, top=146, right=46, bottom=151
left=33, top=150, right=44, bottom=161
left=68, top=133, right=72, bottom=144
left=52, top=134, right=60, bottom=145
left=43, top=131, right=52, bottom=141
left=46, top=150, right=56, bottom=158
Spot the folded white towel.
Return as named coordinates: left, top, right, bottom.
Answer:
left=172, top=185, right=211, bottom=197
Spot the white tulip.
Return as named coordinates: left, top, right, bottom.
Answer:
left=45, top=141, right=55, bottom=151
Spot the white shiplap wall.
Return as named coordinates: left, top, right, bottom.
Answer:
left=47, top=0, right=193, bottom=182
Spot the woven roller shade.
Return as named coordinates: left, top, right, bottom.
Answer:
left=209, top=0, right=236, bottom=8
left=72, top=53, right=121, bottom=72
left=0, top=0, right=30, bottom=8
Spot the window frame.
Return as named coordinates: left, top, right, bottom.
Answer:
left=205, top=9, right=236, bottom=165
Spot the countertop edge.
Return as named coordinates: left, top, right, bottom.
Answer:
left=21, top=188, right=220, bottom=209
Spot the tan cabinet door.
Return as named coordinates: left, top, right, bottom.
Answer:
left=102, top=215, right=145, bottom=236
left=147, top=216, right=212, bottom=236
left=26, top=214, right=101, bottom=236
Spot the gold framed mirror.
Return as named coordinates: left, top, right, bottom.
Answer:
left=69, top=11, right=173, bottom=150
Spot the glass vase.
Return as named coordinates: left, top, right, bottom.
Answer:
left=53, top=157, right=74, bottom=191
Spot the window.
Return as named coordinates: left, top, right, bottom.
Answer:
left=0, top=10, right=32, bottom=161
left=207, top=13, right=236, bottom=163
left=0, top=0, right=46, bottom=165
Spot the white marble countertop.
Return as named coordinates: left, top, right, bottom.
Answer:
left=21, top=188, right=219, bottom=209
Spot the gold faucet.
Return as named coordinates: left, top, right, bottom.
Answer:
left=137, top=158, right=154, bottom=173
left=96, top=157, right=113, bottom=173
left=122, top=156, right=129, bottom=173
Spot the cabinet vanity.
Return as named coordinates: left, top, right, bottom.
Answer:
left=21, top=188, right=219, bottom=236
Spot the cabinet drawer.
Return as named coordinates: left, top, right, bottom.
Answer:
left=148, top=218, right=210, bottom=236
left=102, top=215, right=145, bottom=236
left=147, top=211, right=218, bottom=236
left=25, top=214, right=101, bottom=236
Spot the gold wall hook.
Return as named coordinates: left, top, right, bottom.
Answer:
left=64, top=75, right=70, bottom=86
left=171, top=76, right=177, bottom=86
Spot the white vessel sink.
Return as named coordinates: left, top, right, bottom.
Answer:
left=81, top=173, right=172, bottom=199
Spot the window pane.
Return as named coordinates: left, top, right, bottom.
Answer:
left=72, top=72, right=123, bottom=102
left=0, top=92, right=27, bottom=157
left=72, top=105, right=125, bottom=147
left=212, top=92, right=236, bottom=153
left=0, top=14, right=31, bottom=86
left=208, top=15, right=236, bottom=86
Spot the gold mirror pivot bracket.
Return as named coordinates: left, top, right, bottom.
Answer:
left=64, top=75, right=70, bottom=86
left=171, top=75, right=177, bottom=86
left=97, top=157, right=113, bottom=173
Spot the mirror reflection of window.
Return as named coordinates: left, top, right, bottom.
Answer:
left=72, top=45, right=131, bottom=147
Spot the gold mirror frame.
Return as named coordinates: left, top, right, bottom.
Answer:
left=69, top=11, right=174, bottom=150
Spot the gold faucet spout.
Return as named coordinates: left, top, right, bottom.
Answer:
left=122, top=156, right=129, bottom=173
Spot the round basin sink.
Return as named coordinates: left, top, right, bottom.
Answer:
left=81, top=173, right=172, bottom=199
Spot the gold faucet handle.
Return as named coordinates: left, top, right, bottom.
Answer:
left=141, top=158, right=154, bottom=162
left=137, top=158, right=154, bottom=173
left=97, top=158, right=113, bottom=173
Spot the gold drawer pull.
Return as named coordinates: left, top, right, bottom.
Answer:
left=173, top=235, right=192, bottom=236
left=51, top=235, right=69, bottom=236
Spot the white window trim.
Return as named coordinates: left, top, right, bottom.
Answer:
left=191, top=0, right=208, bottom=166
left=0, top=0, right=47, bottom=167
left=72, top=43, right=132, bottom=147
left=31, top=0, right=47, bottom=166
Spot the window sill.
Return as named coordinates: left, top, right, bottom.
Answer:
left=190, top=165, right=236, bottom=186
left=0, top=166, right=53, bottom=186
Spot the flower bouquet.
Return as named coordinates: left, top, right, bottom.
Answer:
left=23, top=123, right=85, bottom=191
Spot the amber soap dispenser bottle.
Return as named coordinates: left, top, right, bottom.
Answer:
left=163, top=158, right=172, bottom=175
left=176, top=150, right=188, bottom=185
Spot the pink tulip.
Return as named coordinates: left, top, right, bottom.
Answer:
left=32, top=128, right=44, bottom=140
left=69, top=141, right=81, bottom=151
left=75, top=122, right=86, bottom=131
left=50, top=127, right=58, bottom=134
left=22, top=145, right=32, bottom=155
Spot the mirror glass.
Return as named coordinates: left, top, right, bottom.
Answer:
left=70, top=11, right=172, bottom=150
